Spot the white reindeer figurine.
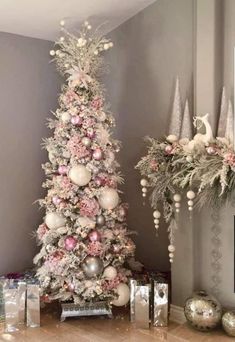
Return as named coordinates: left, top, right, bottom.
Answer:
left=193, top=113, right=213, bottom=144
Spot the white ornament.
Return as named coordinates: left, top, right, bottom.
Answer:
left=188, top=207, right=193, bottom=211
left=104, top=43, right=109, bottom=50
left=188, top=200, right=193, bottom=206
left=103, top=266, right=117, bottom=280
left=187, top=190, right=195, bottom=200
left=173, top=194, right=181, bottom=202
left=49, top=50, right=55, bottom=56
left=176, top=208, right=180, bottom=213
left=169, top=253, right=174, bottom=258
left=186, top=155, right=193, bottom=163
left=153, top=210, right=161, bottom=219
left=69, top=165, right=91, bottom=186
left=61, top=112, right=71, bottom=123
left=142, top=193, right=146, bottom=197
left=60, top=36, right=65, bottom=42
left=60, top=20, right=65, bottom=26
left=87, top=25, right=92, bottom=30
left=45, top=212, right=66, bottom=229
left=154, top=219, right=159, bottom=224
left=94, top=50, right=98, bottom=55
left=142, top=187, right=147, bottom=193
left=166, top=135, right=178, bottom=143
left=169, top=259, right=173, bottom=263
left=81, top=137, right=91, bottom=147
left=168, top=245, right=175, bottom=252
left=140, top=179, right=148, bottom=187
left=99, top=188, right=119, bottom=210
left=112, top=283, right=130, bottom=307
left=109, top=42, right=114, bottom=48
left=175, top=203, right=181, bottom=208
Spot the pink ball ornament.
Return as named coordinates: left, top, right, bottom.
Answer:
left=165, top=145, right=173, bottom=154
left=71, top=116, right=82, bottom=125
left=206, top=146, right=216, bottom=155
left=68, top=283, right=75, bottom=292
left=88, top=230, right=101, bottom=242
left=52, top=196, right=62, bottom=205
left=93, top=148, right=103, bottom=160
left=64, top=236, right=77, bottom=251
left=58, top=165, right=68, bottom=175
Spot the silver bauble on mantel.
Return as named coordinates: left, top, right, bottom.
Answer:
left=184, top=290, right=222, bottom=331
left=81, top=256, right=104, bottom=278
left=222, top=311, right=235, bottom=337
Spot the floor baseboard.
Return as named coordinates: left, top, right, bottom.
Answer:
left=170, top=304, right=186, bottom=324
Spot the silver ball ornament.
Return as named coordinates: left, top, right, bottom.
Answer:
left=184, top=291, right=222, bottom=331
left=81, top=256, right=104, bottom=278
left=96, top=215, right=105, bottom=226
left=222, top=311, right=235, bottom=337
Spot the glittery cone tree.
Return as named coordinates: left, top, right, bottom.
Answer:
left=33, top=21, right=135, bottom=306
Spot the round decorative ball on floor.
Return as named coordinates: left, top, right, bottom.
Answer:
left=69, top=164, right=91, bottom=186
left=99, top=188, right=119, bottom=209
left=222, top=311, right=235, bottom=337
left=184, top=290, right=222, bottom=331
left=112, top=283, right=130, bottom=307
left=81, top=256, right=104, bottom=278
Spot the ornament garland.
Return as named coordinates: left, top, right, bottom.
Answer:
left=136, top=114, right=235, bottom=262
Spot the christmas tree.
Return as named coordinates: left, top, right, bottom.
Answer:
left=34, top=21, right=135, bottom=306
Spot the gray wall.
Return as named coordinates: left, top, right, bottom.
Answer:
left=194, top=0, right=235, bottom=308
left=104, top=0, right=194, bottom=271
left=0, top=32, right=60, bottom=275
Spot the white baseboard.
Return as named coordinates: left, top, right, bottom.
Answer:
left=170, top=304, right=186, bottom=324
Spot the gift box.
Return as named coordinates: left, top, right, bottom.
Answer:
left=130, top=270, right=169, bottom=328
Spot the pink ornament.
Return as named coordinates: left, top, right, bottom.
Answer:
left=87, top=128, right=95, bottom=138
left=52, top=196, right=62, bottom=205
left=95, top=177, right=102, bottom=186
left=68, top=283, right=75, bottom=292
left=206, top=146, right=216, bottom=155
left=88, top=230, right=101, bottom=242
left=64, top=236, right=77, bottom=251
left=93, top=148, right=103, bottom=160
left=165, top=145, right=173, bottom=154
left=58, top=165, right=68, bottom=175
left=71, top=116, right=82, bottom=125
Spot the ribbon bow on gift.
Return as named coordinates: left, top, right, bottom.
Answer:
left=67, top=66, right=92, bottom=89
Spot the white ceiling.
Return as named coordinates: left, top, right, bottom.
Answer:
left=0, top=0, right=155, bottom=41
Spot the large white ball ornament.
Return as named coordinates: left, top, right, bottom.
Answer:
left=69, top=165, right=91, bottom=186
left=45, top=212, right=66, bottom=229
left=187, top=190, right=196, bottom=200
left=112, top=283, right=130, bottom=307
left=99, top=188, right=119, bottom=210
left=103, top=266, right=117, bottom=280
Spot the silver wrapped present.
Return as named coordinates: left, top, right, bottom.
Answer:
left=4, top=286, right=19, bottom=332
left=129, top=279, right=137, bottom=322
left=134, top=285, right=150, bottom=329
left=152, top=282, right=168, bottom=327
left=26, top=284, right=40, bottom=328
left=18, top=281, right=26, bottom=324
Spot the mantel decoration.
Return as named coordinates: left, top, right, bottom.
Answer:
left=136, top=112, right=235, bottom=262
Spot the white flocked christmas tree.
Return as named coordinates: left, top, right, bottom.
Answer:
left=33, top=21, right=135, bottom=306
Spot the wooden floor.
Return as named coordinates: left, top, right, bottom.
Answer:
left=0, top=306, right=233, bottom=342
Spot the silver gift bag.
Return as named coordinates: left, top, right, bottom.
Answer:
left=129, top=279, right=137, bottom=322
left=4, top=287, right=19, bottom=332
left=134, top=285, right=150, bottom=329
left=18, top=281, right=26, bottom=324
left=152, top=282, right=168, bottom=327
left=26, top=284, right=40, bottom=328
